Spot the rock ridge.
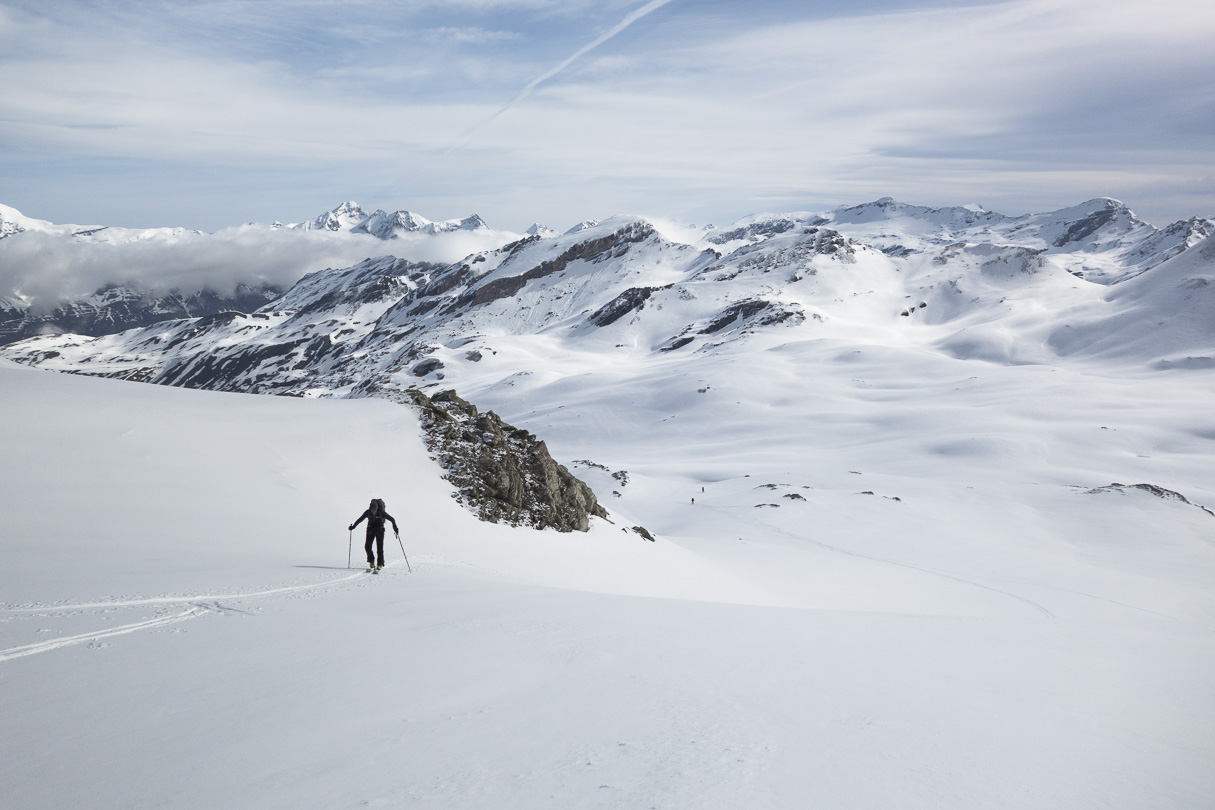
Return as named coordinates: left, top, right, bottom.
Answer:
left=365, top=385, right=609, bottom=532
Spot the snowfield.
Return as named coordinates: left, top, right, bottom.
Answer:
left=3, top=343, right=1213, bottom=808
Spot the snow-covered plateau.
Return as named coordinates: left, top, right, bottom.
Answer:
left=1, top=195, right=1214, bottom=809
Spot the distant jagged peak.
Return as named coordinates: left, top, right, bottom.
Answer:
left=352, top=209, right=432, bottom=239
left=525, top=223, right=559, bottom=238
left=564, top=219, right=601, bottom=235
left=291, top=202, right=492, bottom=239
left=325, top=206, right=490, bottom=238
left=457, top=214, right=490, bottom=232
left=330, top=200, right=365, bottom=217
left=296, top=201, right=370, bottom=232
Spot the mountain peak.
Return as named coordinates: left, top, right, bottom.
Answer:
left=525, top=223, right=559, bottom=238
left=564, top=220, right=602, bottom=235
left=299, top=201, right=369, bottom=232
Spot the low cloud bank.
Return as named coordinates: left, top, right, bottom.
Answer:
left=0, top=225, right=519, bottom=313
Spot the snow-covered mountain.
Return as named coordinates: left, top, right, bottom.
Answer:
left=0, top=202, right=204, bottom=243
left=6, top=196, right=1211, bottom=393
left=0, top=200, right=495, bottom=245
left=0, top=202, right=525, bottom=346
left=710, top=197, right=1214, bottom=284
left=0, top=282, right=283, bottom=345
left=288, top=201, right=492, bottom=239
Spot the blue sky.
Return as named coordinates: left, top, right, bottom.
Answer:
left=1, top=0, right=1212, bottom=231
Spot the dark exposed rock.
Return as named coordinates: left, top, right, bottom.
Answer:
left=1053, top=202, right=1118, bottom=247
left=587, top=286, right=660, bottom=327
left=158, top=338, right=307, bottom=390
left=660, top=336, right=695, bottom=352
left=630, top=526, right=656, bottom=542
left=376, top=387, right=610, bottom=532
left=700, top=300, right=804, bottom=335
left=411, top=357, right=445, bottom=377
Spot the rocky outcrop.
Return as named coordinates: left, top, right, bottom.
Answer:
left=587, top=285, right=662, bottom=327
left=375, top=387, right=609, bottom=532
left=1085, top=483, right=1214, bottom=517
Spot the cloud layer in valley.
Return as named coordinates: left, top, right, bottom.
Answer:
left=0, top=225, right=519, bottom=311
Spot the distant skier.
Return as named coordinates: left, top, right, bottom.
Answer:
left=349, top=498, right=399, bottom=572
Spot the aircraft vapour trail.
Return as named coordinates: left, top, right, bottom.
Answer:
left=445, top=0, right=676, bottom=153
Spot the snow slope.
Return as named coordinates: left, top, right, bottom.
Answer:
left=3, top=342, right=1214, bottom=808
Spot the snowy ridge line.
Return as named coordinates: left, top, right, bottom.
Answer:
left=4, top=563, right=400, bottom=613
left=699, top=504, right=1056, bottom=618
left=0, top=607, right=207, bottom=662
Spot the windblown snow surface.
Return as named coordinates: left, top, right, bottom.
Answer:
left=3, top=310, right=1214, bottom=810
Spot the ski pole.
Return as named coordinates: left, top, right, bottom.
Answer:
left=348, top=529, right=352, bottom=569
left=396, top=533, right=412, bottom=573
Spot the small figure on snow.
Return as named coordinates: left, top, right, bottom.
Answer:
left=349, top=498, right=399, bottom=572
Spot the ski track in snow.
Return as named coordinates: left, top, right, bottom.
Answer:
left=0, top=606, right=208, bottom=662
left=700, top=503, right=1058, bottom=618
left=0, top=512, right=1182, bottom=664
left=961, top=571, right=1178, bottom=620
left=0, top=561, right=410, bottom=663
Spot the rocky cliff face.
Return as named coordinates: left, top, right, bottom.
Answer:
left=367, top=386, right=608, bottom=532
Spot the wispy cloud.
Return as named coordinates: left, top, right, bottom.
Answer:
left=0, top=225, right=520, bottom=309
left=0, top=0, right=1212, bottom=232
left=447, top=0, right=676, bottom=151
left=422, top=26, right=522, bottom=44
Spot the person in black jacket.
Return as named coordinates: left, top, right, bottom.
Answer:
left=349, top=498, right=399, bottom=571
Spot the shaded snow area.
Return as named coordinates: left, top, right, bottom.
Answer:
left=3, top=353, right=1214, bottom=810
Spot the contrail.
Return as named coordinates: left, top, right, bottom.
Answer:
left=446, top=0, right=676, bottom=153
